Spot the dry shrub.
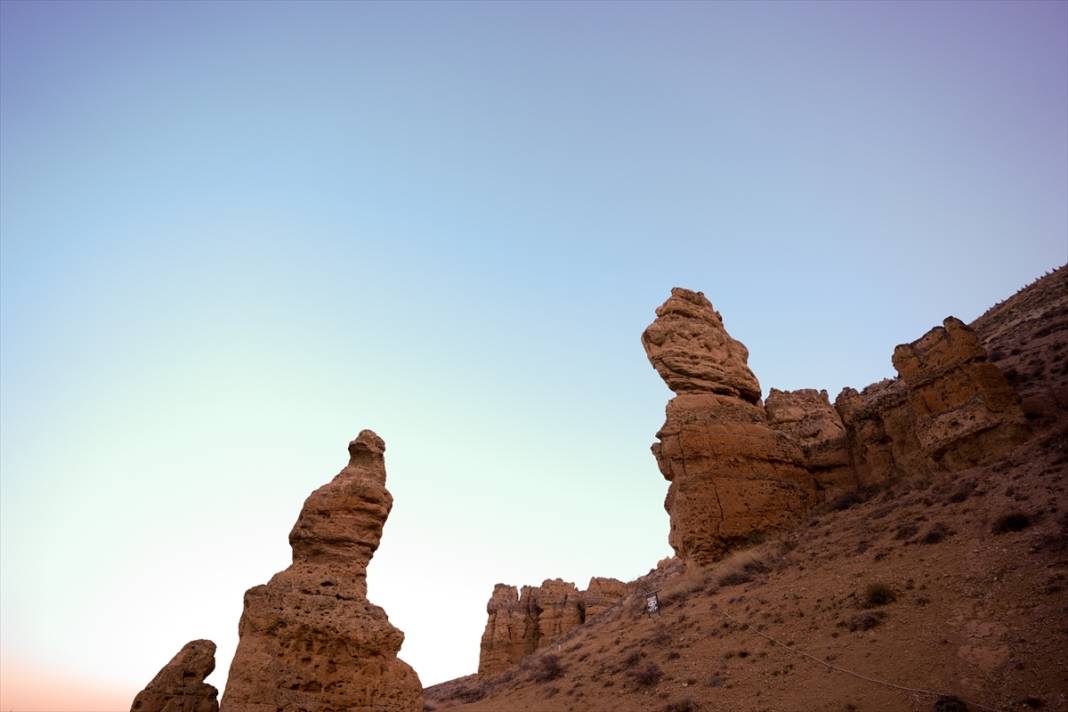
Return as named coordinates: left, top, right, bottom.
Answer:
left=531, top=654, right=565, bottom=682
left=946, top=480, right=976, bottom=503
left=844, top=611, right=885, bottom=631
left=862, top=582, right=896, bottom=608
left=894, top=523, right=919, bottom=540
left=920, top=523, right=952, bottom=544
left=992, top=512, right=1032, bottom=534
left=934, top=695, right=969, bottom=711
left=630, top=662, right=664, bottom=688
left=716, top=546, right=775, bottom=587
left=664, top=698, right=698, bottom=712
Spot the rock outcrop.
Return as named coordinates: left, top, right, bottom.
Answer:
left=765, top=388, right=856, bottom=497
left=478, top=584, right=538, bottom=677
left=582, top=577, right=628, bottom=620
left=478, top=577, right=627, bottom=677
left=644, top=289, right=817, bottom=565
left=834, top=379, right=929, bottom=487
left=641, top=288, right=762, bottom=402
left=131, top=639, right=219, bottom=712
left=892, top=317, right=1027, bottom=470
left=642, top=289, right=1033, bottom=566
left=221, top=430, right=422, bottom=712
left=534, top=579, right=584, bottom=645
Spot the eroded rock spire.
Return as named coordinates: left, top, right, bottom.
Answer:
left=644, top=289, right=816, bottom=564
left=221, top=430, right=422, bottom=712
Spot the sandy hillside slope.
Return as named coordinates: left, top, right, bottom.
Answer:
left=426, top=266, right=1068, bottom=712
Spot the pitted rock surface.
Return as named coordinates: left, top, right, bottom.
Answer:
left=892, top=317, right=1027, bottom=469
left=131, top=639, right=219, bottom=712
left=641, top=288, right=762, bottom=402
left=766, top=388, right=857, bottom=496
left=221, top=430, right=422, bottom=712
left=644, top=290, right=817, bottom=565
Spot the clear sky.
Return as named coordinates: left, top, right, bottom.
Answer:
left=1, top=1, right=1065, bottom=709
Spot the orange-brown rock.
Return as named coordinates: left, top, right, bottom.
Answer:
left=892, top=317, right=1027, bottom=470
left=221, top=430, right=422, bottom=712
left=644, top=290, right=817, bottom=565
left=477, top=585, right=538, bottom=677
left=581, top=577, right=627, bottom=620
left=131, top=639, right=219, bottom=712
left=478, top=577, right=627, bottom=677
left=641, top=288, right=762, bottom=402
left=766, top=388, right=857, bottom=497
left=534, top=579, right=584, bottom=645
left=834, top=379, right=929, bottom=487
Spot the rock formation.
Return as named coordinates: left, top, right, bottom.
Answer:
left=534, top=579, right=584, bottom=645
left=582, top=577, right=628, bottom=620
left=478, top=577, right=627, bottom=677
left=221, top=430, right=422, bottom=712
left=478, top=584, right=538, bottom=677
left=641, top=288, right=762, bottom=402
left=131, top=639, right=219, bottom=712
left=834, top=379, right=929, bottom=487
left=765, top=388, right=856, bottom=497
left=892, top=317, right=1027, bottom=470
left=832, top=318, right=1028, bottom=485
left=644, top=288, right=817, bottom=565
left=642, top=289, right=1034, bottom=567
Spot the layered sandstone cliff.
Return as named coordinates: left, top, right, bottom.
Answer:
left=643, top=288, right=817, bottom=565
left=478, top=577, right=627, bottom=677
left=893, top=317, right=1027, bottom=470
left=644, top=288, right=1032, bottom=567
left=221, top=430, right=422, bottom=712
left=131, top=639, right=219, bottom=712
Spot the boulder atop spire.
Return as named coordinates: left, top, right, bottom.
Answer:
left=641, top=288, right=762, bottom=403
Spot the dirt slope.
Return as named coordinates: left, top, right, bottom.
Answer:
left=426, top=266, right=1068, bottom=712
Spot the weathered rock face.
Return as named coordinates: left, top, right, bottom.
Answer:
left=645, top=290, right=817, bottom=565
left=535, top=579, right=584, bottom=645
left=582, top=577, right=627, bottom=620
left=641, top=288, right=762, bottom=402
left=892, top=317, right=1027, bottom=470
left=478, top=584, right=538, bottom=677
left=477, top=577, right=627, bottom=677
left=834, top=380, right=929, bottom=487
left=766, top=388, right=856, bottom=497
left=131, top=639, right=219, bottom=712
left=221, top=430, right=422, bottom=712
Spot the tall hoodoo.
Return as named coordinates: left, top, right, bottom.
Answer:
left=131, top=639, right=219, bottom=712
left=221, top=430, right=422, bottom=712
left=643, top=288, right=817, bottom=565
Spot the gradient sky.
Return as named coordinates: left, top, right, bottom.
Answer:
left=1, top=1, right=1065, bottom=709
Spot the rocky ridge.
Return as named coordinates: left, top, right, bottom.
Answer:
left=427, top=264, right=1068, bottom=712
left=478, top=577, right=627, bottom=677
left=645, top=287, right=1032, bottom=564
left=131, top=639, right=219, bottom=712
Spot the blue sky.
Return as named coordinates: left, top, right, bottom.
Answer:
left=1, top=1, right=1065, bottom=707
